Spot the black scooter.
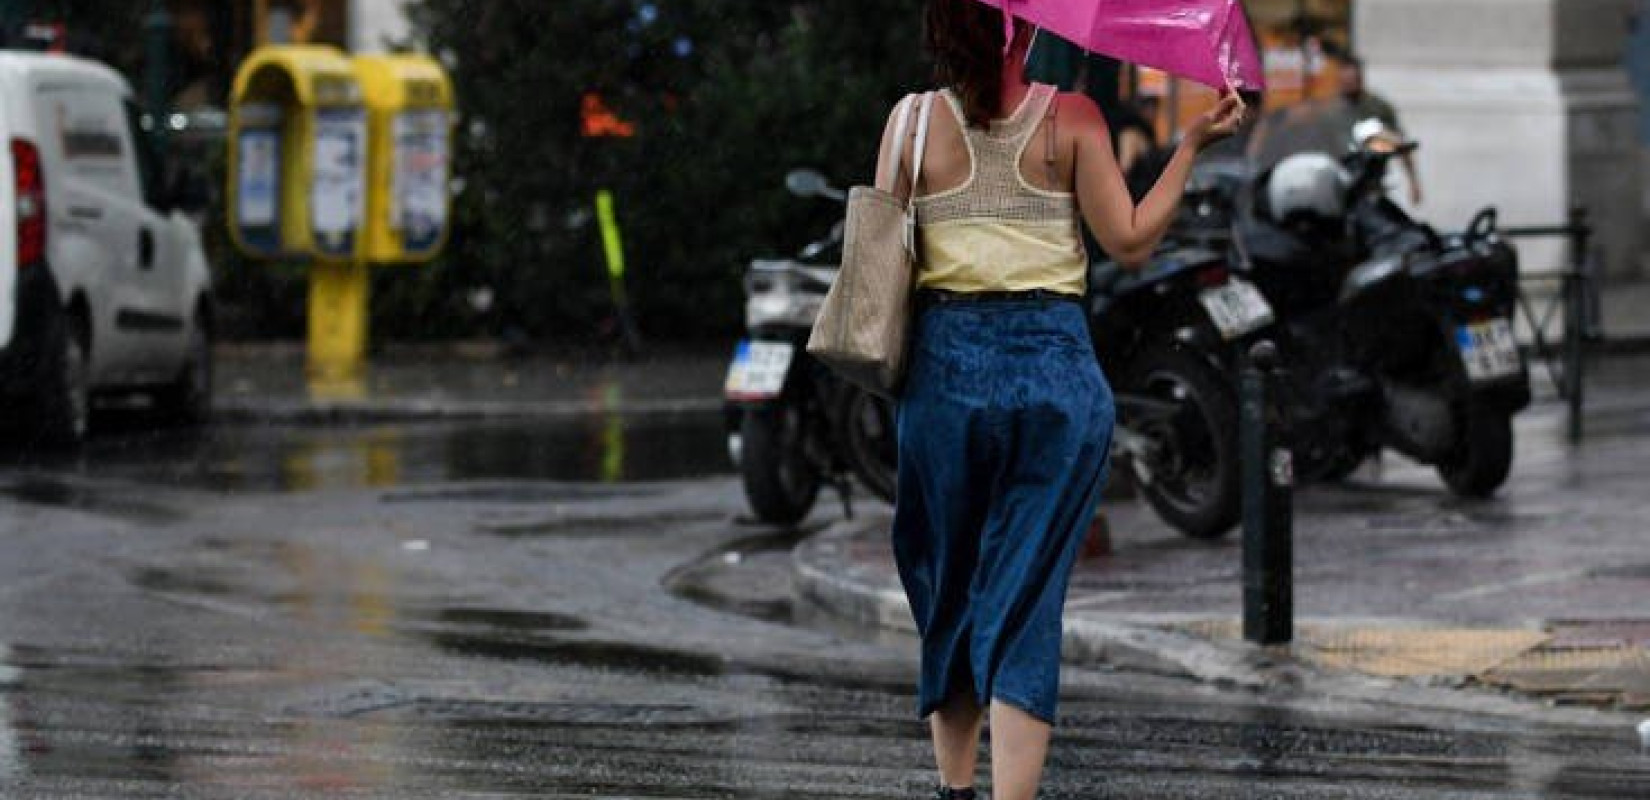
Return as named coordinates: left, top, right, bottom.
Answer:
left=723, top=170, right=897, bottom=525
left=1087, top=240, right=1276, bottom=539
left=1219, top=125, right=1531, bottom=494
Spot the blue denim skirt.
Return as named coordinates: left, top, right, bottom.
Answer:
left=892, top=297, right=1115, bottom=725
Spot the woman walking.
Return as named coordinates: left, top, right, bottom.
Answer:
left=883, top=3, right=1245, bottom=799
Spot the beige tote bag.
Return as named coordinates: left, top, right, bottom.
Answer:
left=806, top=92, right=935, bottom=398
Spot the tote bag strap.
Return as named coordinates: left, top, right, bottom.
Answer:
left=880, top=94, right=918, bottom=191
left=906, top=92, right=935, bottom=204
left=902, top=92, right=936, bottom=256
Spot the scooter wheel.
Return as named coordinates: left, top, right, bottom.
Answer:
left=835, top=387, right=896, bottom=504
left=740, top=406, right=821, bottom=526
left=1437, top=407, right=1513, bottom=498
left=1125, top=345, right=1241, bottom=540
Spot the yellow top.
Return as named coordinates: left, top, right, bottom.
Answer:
left=918, top=219, right=1087, bottom=296
left=913, top=84, right=1087, bottom=296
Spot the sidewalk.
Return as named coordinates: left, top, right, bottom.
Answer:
left=793, top=356, right=1650, bottom=713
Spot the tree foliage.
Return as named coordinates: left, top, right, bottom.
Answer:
left=394, top=0, right=928, bottom=345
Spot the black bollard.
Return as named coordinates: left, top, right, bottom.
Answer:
left=1241, top=341, right=1293, bottom=645
left=1563, top=206, right=1591, bottom=445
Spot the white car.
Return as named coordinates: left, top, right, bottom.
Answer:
left=0, top=51, right=213, bottom=446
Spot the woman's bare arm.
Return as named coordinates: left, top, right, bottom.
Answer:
left=1071, top=93, right=1244, bottom=269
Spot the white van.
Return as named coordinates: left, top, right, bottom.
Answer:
left=0, top=52, right=212, bottom=446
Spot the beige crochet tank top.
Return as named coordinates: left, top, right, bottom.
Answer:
left=912, top=83, right=1087, bottom=296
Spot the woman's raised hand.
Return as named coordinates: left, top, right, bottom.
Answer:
left=1186, top=91, right=1247, bottom=151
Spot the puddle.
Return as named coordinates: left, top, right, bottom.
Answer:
left=129, top=566, right=300, bottom=609
left=127, top=538, right=401, bottom=640
left=1, top=415, right=731, bottom=495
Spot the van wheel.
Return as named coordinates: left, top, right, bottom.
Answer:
left=33, top=306, right=90, bottom=448
left=157, top=319, right=212, bottom=426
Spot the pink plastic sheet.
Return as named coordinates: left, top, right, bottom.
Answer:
left=981, top=0, right=1266, bottom=91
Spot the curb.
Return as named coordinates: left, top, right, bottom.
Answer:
left=792, top=519, right=918, bottom=637
left=792, top=517, right=1273, bottom=689
left=791, top=520, right=1650, bottom=719
left=210, top=397, right=725, bottom=424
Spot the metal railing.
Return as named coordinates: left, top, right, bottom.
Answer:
left=1504, top=206, right=1601, bottom=444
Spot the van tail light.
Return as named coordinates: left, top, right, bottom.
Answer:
left=11, top=139, right=46, bottom=268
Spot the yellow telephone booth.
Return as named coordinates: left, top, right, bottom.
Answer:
left=353, top=54, right=455, bottom=264
left=226, top=46, right=455, bottom=386
left=227, top=45, right=367, bottom=262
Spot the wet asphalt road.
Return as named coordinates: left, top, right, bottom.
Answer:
left=1, top=415, right=1648, bottom=797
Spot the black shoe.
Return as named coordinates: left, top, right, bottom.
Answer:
left=935, top=787, right=977, bottom=800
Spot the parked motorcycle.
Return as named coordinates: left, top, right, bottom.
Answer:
left=723, top=170, right=897, bottom=525
left=1087, top=241, right=1275, bottom=540
left=1216, top=119, right=1531, bottom=494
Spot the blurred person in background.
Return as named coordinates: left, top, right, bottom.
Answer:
left=1331, top=50, right=1422, bottom=205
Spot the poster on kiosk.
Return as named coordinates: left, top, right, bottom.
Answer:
left=310, top=108, right=366, bottom=256
left=391, top=109, right=449, bottom=255
left=234, top=103, right=283, bottom=254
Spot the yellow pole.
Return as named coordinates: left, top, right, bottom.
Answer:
left=307, top=258, right=370, bottom=397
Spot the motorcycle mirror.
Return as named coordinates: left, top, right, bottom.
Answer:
left=786, top=168, right=846, bottom=201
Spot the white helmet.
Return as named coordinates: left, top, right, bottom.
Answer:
left=1267, top=153, right=1351, bottom=223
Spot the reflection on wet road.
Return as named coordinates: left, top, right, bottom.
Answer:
left=0, top=412, right=731, bottom=493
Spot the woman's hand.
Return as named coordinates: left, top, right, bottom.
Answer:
left=1185, top=91, right=1247, bottom=152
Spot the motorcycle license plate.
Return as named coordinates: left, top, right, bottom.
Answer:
left=725, top=340, right=794, bottom=400
left=1199, top=278, right=1275, bottom=340
left=1457, top=319, right=1522, bottom=382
